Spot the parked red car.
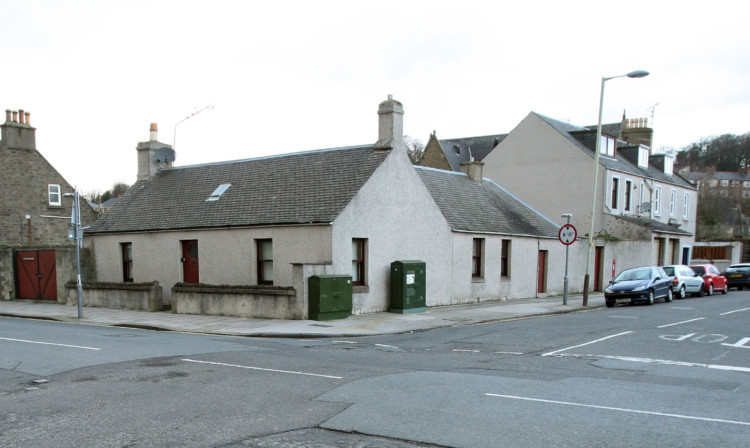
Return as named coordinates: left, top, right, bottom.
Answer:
left=689, top=264, right=728, bottom=295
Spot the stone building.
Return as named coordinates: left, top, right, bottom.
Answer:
left=0, top=109, right=98, bottom=301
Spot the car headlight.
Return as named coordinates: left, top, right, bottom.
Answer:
left=605, top=288, right=613, bottom=293
left=633, top=285, right=646, bottom=291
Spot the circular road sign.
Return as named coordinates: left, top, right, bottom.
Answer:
left=558, top=224, right=577, bottom=245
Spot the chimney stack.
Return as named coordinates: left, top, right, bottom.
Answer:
left=374, top=95, right=404, bottom=150
left=1, top=108, right=36, bottom=150
left=460, top=160, right=484, bottom=183
left=137, top=123, right=175, bottom=180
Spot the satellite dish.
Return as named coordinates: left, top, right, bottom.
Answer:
left=154, top=147, right=176, bottom=163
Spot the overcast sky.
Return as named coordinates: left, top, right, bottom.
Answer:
left=2, top=0, right=749, bottom=194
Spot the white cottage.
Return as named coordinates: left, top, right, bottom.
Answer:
left=85, top=98, right=561, bottom=318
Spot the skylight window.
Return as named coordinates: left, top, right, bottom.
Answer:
left=206, top=183, right=231, bottom=202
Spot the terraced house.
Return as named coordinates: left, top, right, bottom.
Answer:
left=419, top=112, right=698, bottom=292
left=85, top=98, right=565, bottom=319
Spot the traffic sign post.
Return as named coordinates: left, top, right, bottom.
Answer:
left=559, top=216, right=577, bottom=305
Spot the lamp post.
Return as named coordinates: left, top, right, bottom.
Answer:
left=64, top=190, right=84, bottom=319
left=583, top=69, right=649, bottom=306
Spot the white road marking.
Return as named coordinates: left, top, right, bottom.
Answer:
left=551, top=353, right=750, bottom=373
left=331, top=340, right=357, bottom=344
left=495, top=351, right=524, bottom=355
left=657, top=318, right=705, bottom=328
left=0, top=336, right=100, bottom=351
left=720, top=307, right=750, bottom=316
left=375, top=344, right=399, bottom=349
left=542, top=331, right=632, bottom=357
left=485, top=393, right=750, bottom=426
left=453, top=349, right=480, bottom=353
left=182, top=359, right=342, bottom=379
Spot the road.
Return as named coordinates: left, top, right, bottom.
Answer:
left=1, top=293, right=748, bottom=447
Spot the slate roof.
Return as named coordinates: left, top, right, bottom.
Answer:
left=87, top=145, right=388, bottom=234
left=535, top=113, right=695, bottom=191
left=614, top=214, right=693, bottom=236
left=416, top=166, right=559, bottom=238
left=682, top=171, right=749, bottom=182
left=438, top=134, right=507, bottom=171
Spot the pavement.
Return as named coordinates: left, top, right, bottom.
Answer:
left=0, top=293, right=605, bottom=338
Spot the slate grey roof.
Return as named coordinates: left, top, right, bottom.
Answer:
left=88, top=145, right=388, bottom=234
left=615, top=214, right=693, bottom=236
left=438, top=134, right=507, bottom=171
left=682, top=171, right=749, bottom=182
left=416, top=166, right=559, bottom=238
left=535, top=113, right=695, bottom=191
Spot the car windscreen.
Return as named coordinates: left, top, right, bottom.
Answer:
left=662, top=267, right=675, bottom=276
left=691, top=266, right=706, bottom=275
left=615, top=268, right=651, bottom=281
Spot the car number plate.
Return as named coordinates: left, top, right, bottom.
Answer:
left=731, top=274, right=743, bottom=278
left=616, top=298, right=630, bottom=303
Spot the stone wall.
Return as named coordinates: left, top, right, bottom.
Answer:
left=172, top=284, right=298, bottom=319
left=65, top=281, right=163, bottom=311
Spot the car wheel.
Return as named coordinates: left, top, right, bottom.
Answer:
left=678, top=285, right=686, bottom=299
left=665, top=288, right=673, bottom=302
left=722, top=287, right=728, bottom=295
left=707, top=284, right=714, bottom=296
left=646, top=290, right=654, bottom=305
left=606, top=300, right=615, bottom=308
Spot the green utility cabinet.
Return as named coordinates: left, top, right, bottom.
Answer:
left=308, top=275, right=352, bottom=321
left=390, top=260, right=426, bottom=314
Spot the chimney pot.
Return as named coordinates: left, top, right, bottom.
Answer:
left=149, top=123, right=158, bottom=141
left=25, top=112, right=30, bottom=126
left=4, top=110, right=10, bottom=122
left=12, top=111, right=18, bottom=123
left=18, top=109, right=25, bottom=124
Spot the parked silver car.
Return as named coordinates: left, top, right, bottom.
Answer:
left=661, top=265, right=706, bottom=299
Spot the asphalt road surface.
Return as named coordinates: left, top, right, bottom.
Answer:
left=1, top=292, right=748, bottom=447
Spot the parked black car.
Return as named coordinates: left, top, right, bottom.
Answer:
left=605, top=266, right=673, bottom=307
left=723, top=264, right=750, bottom=290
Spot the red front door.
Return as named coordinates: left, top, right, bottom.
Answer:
left=594, top=246, right=604, bottom=292
left=16, top=250, right=57, bottom=300
left=181, top=240, right=199, bottom=284
left=537, top=250, right=547, bottom=294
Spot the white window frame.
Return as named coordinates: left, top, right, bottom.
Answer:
left=664, top=157, right=674, bottom=175
left=48, top=184, right=62, bottom=206
left=610, top=175, right=620, bottom=211
left=683, top=192, right=690, bottom=220
left=600, top=135, right=615, bottom=157
left=639, top=181, right=646, bottom=214
left=638, top=147, right=649, bottom=167
left=720, top=179, right=729, bottom=187
left=624, top=179, right=633, bottom=212
left=653, top=186, right=662, bottom=217
left=669, top=188, right=677, bottom=217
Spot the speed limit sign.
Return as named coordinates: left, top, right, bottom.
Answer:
left=558, top=224, right=577, bottom=245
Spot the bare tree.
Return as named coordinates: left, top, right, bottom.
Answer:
left=404, top=135, right=425, bottom=163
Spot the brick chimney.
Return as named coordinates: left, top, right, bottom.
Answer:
left=374, top=95, right=404, bottom=150
left=136, top=123, right=175, bottom=180
left=1, top=109, right=36, bottom=150
left=460, top=160, right=484, bottom=182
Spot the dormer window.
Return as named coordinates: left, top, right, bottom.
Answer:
left=600, top=135, right=615, bottom=157
left=638, top=147, right=649, bottom=168
left=664, top=156, right=674, bottom=175
left=206, top=183, right=231, bottom=202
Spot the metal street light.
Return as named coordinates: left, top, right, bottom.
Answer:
left=583, top=69, right=649, bottom=306
left=63, top=190, right=84, bottom=319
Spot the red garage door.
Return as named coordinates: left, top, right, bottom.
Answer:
left=16, top=250, right=57, bottom=300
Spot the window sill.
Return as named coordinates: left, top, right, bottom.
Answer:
left=472, top=277, right=485, bottom=284
left=501, top=276, right=511, bottom=282
left=353, top=285, right=369, bottom=294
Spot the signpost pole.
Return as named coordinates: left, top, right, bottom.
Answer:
left=560, top=214, right=575, bottom=306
